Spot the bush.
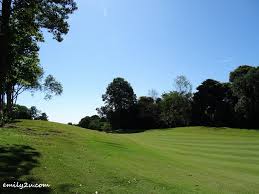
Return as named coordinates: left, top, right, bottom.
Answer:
left=35, top=113, right=48, bottom=121
left=78, top=116, right=91, bottom=128
left=13, top=105, right=32, bottom=119
left=78, top=115, right=111, bottom=131
left=100, top=122, right=112, bottom=132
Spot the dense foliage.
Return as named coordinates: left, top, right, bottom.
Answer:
left=79, top=66, right=259, bottom=132
left=96, top=77, right=137, bottom=130
left=78, top=115, right=111, bottom=131
left=12, top=104, right=48, bottom=120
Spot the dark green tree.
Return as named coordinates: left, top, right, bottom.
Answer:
left=229, top=65, right=253, bottom=82
left=30, top=106, right=40, bottom=120
left=78, top=115, right=111, bottom=131
left=230, top=65, right=259, bottom=127
left=97, top=77, right=136, bottom=130
left=13, top=104, right=31, bottom=119
left=78, top=116, right=91, bottom=129
left=135, top=96, right=161, bottom=129
left=102, top=78, right=136, bottom=111
left=36, top=112, right=48, bottom=121
left=88, top=115, right=102, bottom=130
left=192, top=79, right=235, bottom=126
left=160, top=91, right=192, bottom=127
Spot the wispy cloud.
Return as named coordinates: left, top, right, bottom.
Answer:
left=218, top=57, right=233, bottom=64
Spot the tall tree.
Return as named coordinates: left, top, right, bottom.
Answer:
left=192, top=79, right=235, bottom=126
left=101, top=77, right=136, bottom=112
left=30, top=106, right=39, bottom=120
left=174, top=75, right=192, bottom=96
left=230, top=65, right=259, bottom=127
left=160, top=91, right=192, bottom=127
left=97, top=77, right=137, bottom=130
left=0, top=0, right=77, bottom=120
left=0, top=0, right=12, bottom=117
left=135, top=96, right=161, bottom=129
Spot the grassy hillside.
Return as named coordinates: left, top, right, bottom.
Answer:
left=1, top=120, right=259, bottom=194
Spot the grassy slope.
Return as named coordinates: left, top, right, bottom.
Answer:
left=1, top=120, right=259, bottom=194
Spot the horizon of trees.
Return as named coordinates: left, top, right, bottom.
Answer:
left=78, top=65, right=259, bottom=132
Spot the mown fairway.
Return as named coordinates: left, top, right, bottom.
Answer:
left=0, top=120, right=259, bottom=194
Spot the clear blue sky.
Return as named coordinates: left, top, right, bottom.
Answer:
left=18, top=0, right=259, bottom=124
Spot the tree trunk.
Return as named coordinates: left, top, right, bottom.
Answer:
left=0, top=0, right=11, bottom=120
left=6, top=82, right=13, bottom=118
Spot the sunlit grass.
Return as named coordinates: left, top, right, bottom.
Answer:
left=0, top=120, right=259, bottom=193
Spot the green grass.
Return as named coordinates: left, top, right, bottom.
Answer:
left=1, top=120, right=259, bottom=194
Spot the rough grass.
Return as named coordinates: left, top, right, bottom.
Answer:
left=0, top=120, right=259, bottom=193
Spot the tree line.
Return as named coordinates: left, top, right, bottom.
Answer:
left=10, top=104, right=48, bottom=121
left=0, top=0, right=77, bottom=125
left=78, top=65, right=259, bottom=132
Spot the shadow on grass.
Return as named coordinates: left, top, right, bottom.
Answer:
left=0, top=145, right=51, bottom=194
left=57, top=183, right=79, bottom=194
left=94, top=140, right=127, bottom=149
left=107, top=128, right=148, bottom=134
left=107, top=127, right=178, bottom=134
left=9, top=120, right=22, bottom=124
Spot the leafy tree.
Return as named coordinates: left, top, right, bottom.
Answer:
left=100, top=122, right=112, bottom=132
left=11, top=104, right=48, bottom=120
left=42, top=75, right=63, bottom=100
left=192, top=79, right=235, bottom=126
left=78, top=115, right=111, bottom=131
left=36, top=112, right=48, bottom=121
left=230, top=65, right=259, bottom=127
left=160, top=92, right=192, bottom=127
left=102, top=78, right=136, bottom=111
left=78, top=116, right=91, bottom=129
left=174, top=75, right=192, bottom=97
left=0, top=0, right=77, bottom=120
left=97, top=77, right=137, bottom=130
left=135, top=96, right=161, bottom=129
left=7, top=62, right=43, bottom=105
left=229, top=65, right=253, bottom=82
left=13, top=104, right=31, bottom=119
left=30, top=106, right=40, bottom=120
left=88, top=119, right=102, bottom=130
left=5, top=69, right=63, bottom=118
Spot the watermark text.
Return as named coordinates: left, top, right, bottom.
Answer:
left=2, top=182, right=50, bottom=190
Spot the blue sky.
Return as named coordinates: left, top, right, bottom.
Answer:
left=18, top=0, right=259, bottom=124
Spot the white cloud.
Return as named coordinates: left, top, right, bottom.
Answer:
left=218, top=57, right=233, bottom=64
